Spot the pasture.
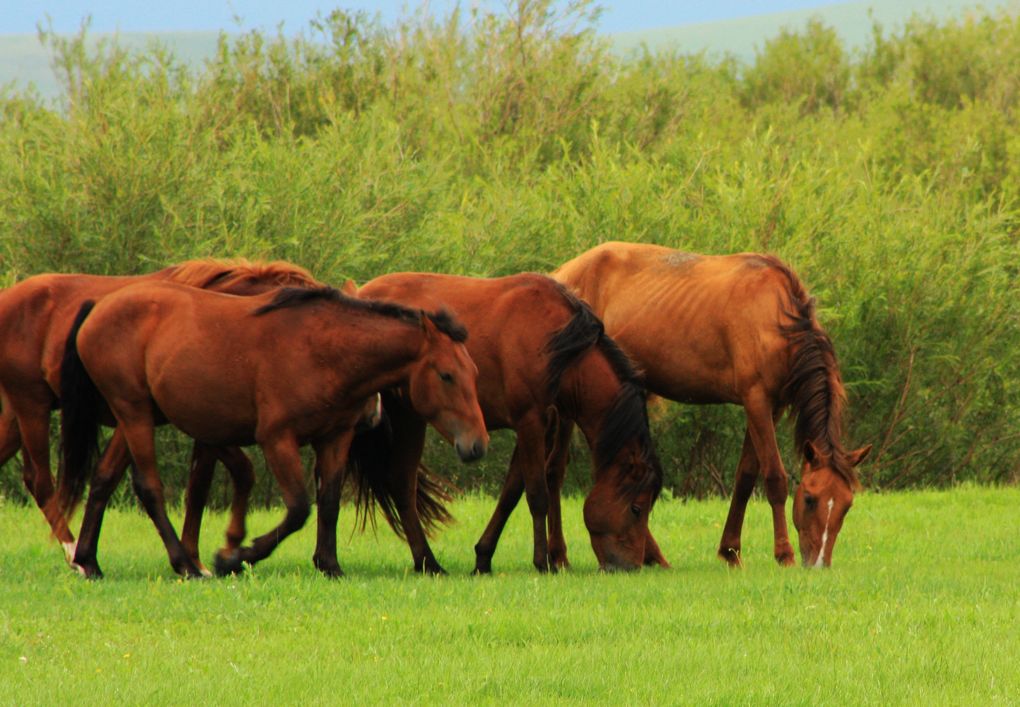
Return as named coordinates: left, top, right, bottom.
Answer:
left=1, top=487, right=1017, bottom=703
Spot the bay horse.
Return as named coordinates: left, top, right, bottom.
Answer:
left=355, top=272, right=664, bottom=573
left=0, top=259, right=326, bottom=567
left=552, top=242, right=871, bottom=567
left=59, top=282, right=488, bottom=578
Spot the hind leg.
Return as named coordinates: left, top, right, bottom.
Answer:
left=15, top=403, right=76, bottom=551
left=717, top=431, right=759, bottom=567
left=71, top=432, right=132, bottom=579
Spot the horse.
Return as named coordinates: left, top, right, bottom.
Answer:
left=58, top=282, right=488, bottom=579
left=355, top=272, right=664, bottom=573
left=0, top=259, right=326, bottom=567
left=552, top=242, right=871, bottom=567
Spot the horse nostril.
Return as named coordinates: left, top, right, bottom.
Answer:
left=472, top=439, right=486, bottom=459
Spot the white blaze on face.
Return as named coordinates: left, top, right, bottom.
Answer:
left=813, top=498, right=835, bottom=569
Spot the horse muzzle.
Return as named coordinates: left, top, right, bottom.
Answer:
left=455, top=438, right=487, bottom=463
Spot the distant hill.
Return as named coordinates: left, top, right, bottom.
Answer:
left=0, top=31, right=222, bottom=101
left=610, top=0, right=1000, bottom=59
left=0, top=0, right=1003, bottom=101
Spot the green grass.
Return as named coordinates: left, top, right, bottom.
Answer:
left=1, top=486, right=1017, bottom=704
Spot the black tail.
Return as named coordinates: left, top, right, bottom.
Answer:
left=57, top=300, right=102, bottom=518
left=346, top=392, right=455, bottom=539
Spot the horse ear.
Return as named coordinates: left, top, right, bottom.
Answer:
left=803, top=440, right=820, bottom=465
left=847, top=444, right=872, bottom=467
left=338, top=279, right=358, bottom=297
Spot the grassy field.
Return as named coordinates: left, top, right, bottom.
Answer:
left=0, top=486, right=1017, bottom=704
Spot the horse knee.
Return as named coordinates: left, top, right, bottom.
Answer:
left=285, top=498, right=311, bottom=531
left=131, top=475, right=163, bottom=513
left=525, top=489, right=549, bottom=517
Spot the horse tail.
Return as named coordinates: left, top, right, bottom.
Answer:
left=57, top=300, right=102, bottom=518
left=346, top=395, right=455, bottom=539
left=772, top=260, right=856, bottom=487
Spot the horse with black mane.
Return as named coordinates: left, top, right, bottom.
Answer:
left=553, top=242, right=871, bottom=567
left=0, top=259, right=338, bottom=569
left=59, top=282, right=488, bottom=578
left=355, top=272, right=665, bottom=573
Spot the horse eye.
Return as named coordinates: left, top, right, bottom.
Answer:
left=804, top=494, right=818, bottom=511
left=439, top=372, right=454, bottom=383
left=630, top=504, right=641, bottom=517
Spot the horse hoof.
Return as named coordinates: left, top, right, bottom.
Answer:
left=718, top=547, right=743, bottom=568
left=776, top=553, right=796, bottom=567
left=214, top=550, right=245, bottom=577
left=72, top=561, right=103, bottom=580
left=62, top=541, right=78, bottom=564
left=317, top=565, right=345, bottom=579
left=471, top=566, right=492, bottom=576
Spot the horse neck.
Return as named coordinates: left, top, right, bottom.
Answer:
left=558, top=346, right=625, bottom=451
left=314, top=308, right=425, bottom=396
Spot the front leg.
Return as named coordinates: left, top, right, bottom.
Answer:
left=312, top=431, right=355, bottom=578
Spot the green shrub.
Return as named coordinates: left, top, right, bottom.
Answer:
left=1, top=1, right=1018, bottom=506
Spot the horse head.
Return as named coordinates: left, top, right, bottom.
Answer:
left=406, top=312, right=489, bottom=463
left=792, top=442, right=871, bottom=567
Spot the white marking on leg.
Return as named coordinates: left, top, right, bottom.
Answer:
left=62, top=541, right=77, bottom=564
left=813, top=498, right=834, bottom=569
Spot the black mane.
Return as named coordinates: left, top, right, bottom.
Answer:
left=253, top=286, right=467, bottom=342
left=543, top=281, right=663, bottom=502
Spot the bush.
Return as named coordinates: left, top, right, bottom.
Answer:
left=1, top=1, right=1018, bottom=507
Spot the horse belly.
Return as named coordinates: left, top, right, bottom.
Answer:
left=147, top=358, right=258, bottom=446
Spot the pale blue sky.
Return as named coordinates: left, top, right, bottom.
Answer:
left=3, top=1, right=838, bottom=35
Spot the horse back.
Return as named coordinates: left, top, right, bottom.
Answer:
left=359, top=272, right=576, bottom=427
left=0, top=273, right=155, bottom=397
left=554, top=242, right=801, bottom=403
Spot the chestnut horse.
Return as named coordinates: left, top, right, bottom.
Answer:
left=0, top=259, right=324, bottom=566
left=356, top=273, right=664, bottom=573
left=59, top=283, right=488, bottom=578
left=553, top=242, right=871, bottom=567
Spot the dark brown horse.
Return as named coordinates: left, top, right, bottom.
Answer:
left=553, top=242, right=871, bottom=567
left=0, top=259, right=324, bottom=567
left=356, top=273, right=664, bottom=573
left=59, top=282, right=488, bottom=578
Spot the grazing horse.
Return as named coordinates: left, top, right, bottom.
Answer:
left=356, top=273, right=664, bottom=573
left=552, top=242, right=871, bottom=567
left=0, top=259, right=323, bottom=566
left=59, top=283, right=488, bottom=579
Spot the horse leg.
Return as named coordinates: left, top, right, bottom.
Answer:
left=71, top=432, right=132, bottom=579
left=473, top=455, right=525, bottom=575
left=311, top=432, right=354, bottom=578
left=222, top=434, right=309, bottom=575
left=386, top=408, right=446, bottom=575
left=743, top=393, right=795, bottom=566
left=215, top=446, right=255, bottom=563
left=120, top=418, right=204, bottom=578
left=15, top=404, right=76, bottom=551
left=544, top=416, right=573, bottom=570
left=511, top=416, right=553, bottom=573
left=180, top=443, right=219, bottom=576
left=717, top=431, right=759, bottom=567
left=0, top=407, right=21, bottom=470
